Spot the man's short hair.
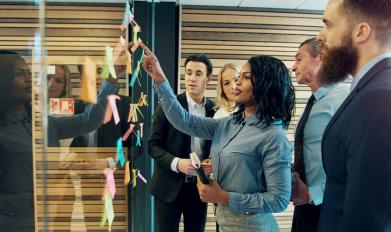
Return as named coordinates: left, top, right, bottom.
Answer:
left=342, top=0, right=391, bottom=44
left=184, top=54, right=213, bottom=76
left=299, top=38, right=323, bottom=58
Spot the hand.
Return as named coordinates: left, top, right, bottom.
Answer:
left=197, top=178, right=228, bottom=205
left=291, top=172, right=311, bottom=206
left=201, top=159, right=213, bottom=176
left=177, top=158, right=195, bottom=175
left=140, top=43, right=167, bottom=84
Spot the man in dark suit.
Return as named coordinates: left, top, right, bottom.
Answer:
left=317, top=0, right=391, bottom=231
left=148, top=54, right=215, bottom=232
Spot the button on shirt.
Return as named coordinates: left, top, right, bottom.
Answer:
left=170, top=92, right=206, bottom=173
left=300, top=82, right=350, bottom=205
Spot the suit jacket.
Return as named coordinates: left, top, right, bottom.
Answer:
left=319, top=58, right=391, bottom=232
left=148, top=92, right=215, bottom=203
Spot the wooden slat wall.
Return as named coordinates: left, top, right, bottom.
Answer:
left=0, top=4, right=129, bottom=232
left=0, top=4, right=129, bottom=97
left=36, top=147, right=128, bottom=231
left=179, top=6, right=324, bottom=232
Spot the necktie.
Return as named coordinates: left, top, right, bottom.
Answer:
left=294, top=95, right=315, bottom=184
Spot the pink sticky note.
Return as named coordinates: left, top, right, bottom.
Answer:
left=104, top=168, right=116, bottom=199
left=113, top=36, right=126, bottom=63
left=137, top=170, right=147, bottom=183
left=122, top=124, right=135, bottom=141
left=108, top=95, right=121, bottom=125
left=130, top=37, right=142, bottom=53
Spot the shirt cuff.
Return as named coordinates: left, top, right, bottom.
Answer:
left=154, top=79, right=171, bottom=96
left=308, top=182, right=325, bottom=206
left=106, top=157, right=116, bottom=170
left=228, top=192, right=240, bottom=212
left=171, top=157, right=180, bottom=173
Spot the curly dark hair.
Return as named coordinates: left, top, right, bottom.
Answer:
left=235, top=56, right=295, bottom=129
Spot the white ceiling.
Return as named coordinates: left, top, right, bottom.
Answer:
left=163, top=0, right=327, bottom=10
left=9, top=0, right=327, bottom=11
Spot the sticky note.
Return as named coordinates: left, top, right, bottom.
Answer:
left=101, top=46, right=117, bottom=79
left=132, top=169, right=137, bottom=188
left=107, top=95, right=121, bottom=125
left=137, top=170, right=147, bottom=183
left=104, top=168, right=116, bottom=199
left=136, top=130, right=141, bottom=146
left=132, top=21, right=141, bottom=45
left=130, top=37, right=142, bottom=53
left=126, top=50, right=132, bottom=74
left=124, top=161, right=130, bottom=186
left=138, top=92, right=148, bottom=107
left=129, top=61, right=140, bottom=87
left=104, top=192, right=115, bottom=230
left=80, top=56, right=97, bottom=104
left=139, top=123, right=144, bottom=138
left=120, top=0, right=134, bottom=31
left=122, top=124, right=135, bottom=141
left=47, top=65, right=55, bottom=75
left=112, top=36, right=126, bottom=63
left=116, top=137, right=125, bottom=168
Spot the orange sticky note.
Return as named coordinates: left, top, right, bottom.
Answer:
left=124, top=161, right=130, bottom=186
left=80, top=56, right=97, bottom=104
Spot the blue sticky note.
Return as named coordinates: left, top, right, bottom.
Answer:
left=129, top=61, right=141, bottom=87
left=116, top=137, right=125, bottom=168
left=136, top=130, right=141, bottom=147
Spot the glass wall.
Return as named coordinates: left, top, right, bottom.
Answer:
left=0, top=1, right=156, bottom=231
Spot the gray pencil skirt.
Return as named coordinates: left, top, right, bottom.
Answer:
left=215, top=205, right=280, bottom=232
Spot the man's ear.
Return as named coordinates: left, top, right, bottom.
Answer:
left=318, top=50, right=324, bottom=63
left=206, top=74, right=212, bottom=84
left=353, top=22, right=371, bottom=44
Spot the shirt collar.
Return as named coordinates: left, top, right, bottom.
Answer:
left=186, top=92, right=206, bottom=108
left=350, top=52, right=391, bottom=92
left=313, top=83, right=336, bottom=101
left=243, top=113, right=283, bottom=127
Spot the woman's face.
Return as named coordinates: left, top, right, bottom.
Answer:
left=235, top=62, right=254, bottom=105
left=48, top=66, right=66, bottom=98
left=221, top=68, right=238, bottom=103
left=11, top=58, right=32, bottom=104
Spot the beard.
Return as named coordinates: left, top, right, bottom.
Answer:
left=318, top=34, right=358, bottom=86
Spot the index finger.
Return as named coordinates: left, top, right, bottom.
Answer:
left=140, top=42, right=152, bottom=56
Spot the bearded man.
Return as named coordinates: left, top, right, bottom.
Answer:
left=316, top=0, right=391, bottom=231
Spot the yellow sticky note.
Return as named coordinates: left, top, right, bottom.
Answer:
left=124, top=161, right=130, bottom=186
left=80, top=56, right=97, bottom=104
left=126, top=51, right=132, bottom=74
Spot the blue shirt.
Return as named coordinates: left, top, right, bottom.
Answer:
left=155, top=80, right=292, bottom=213
left=350, top=53, right=391, bottom=92
left=302, top=82, right=350, bottom=205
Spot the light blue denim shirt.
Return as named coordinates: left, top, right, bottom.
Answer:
left=301, top=82, right=350, bottom=205
left=155, top=80, right=292, bottom=213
